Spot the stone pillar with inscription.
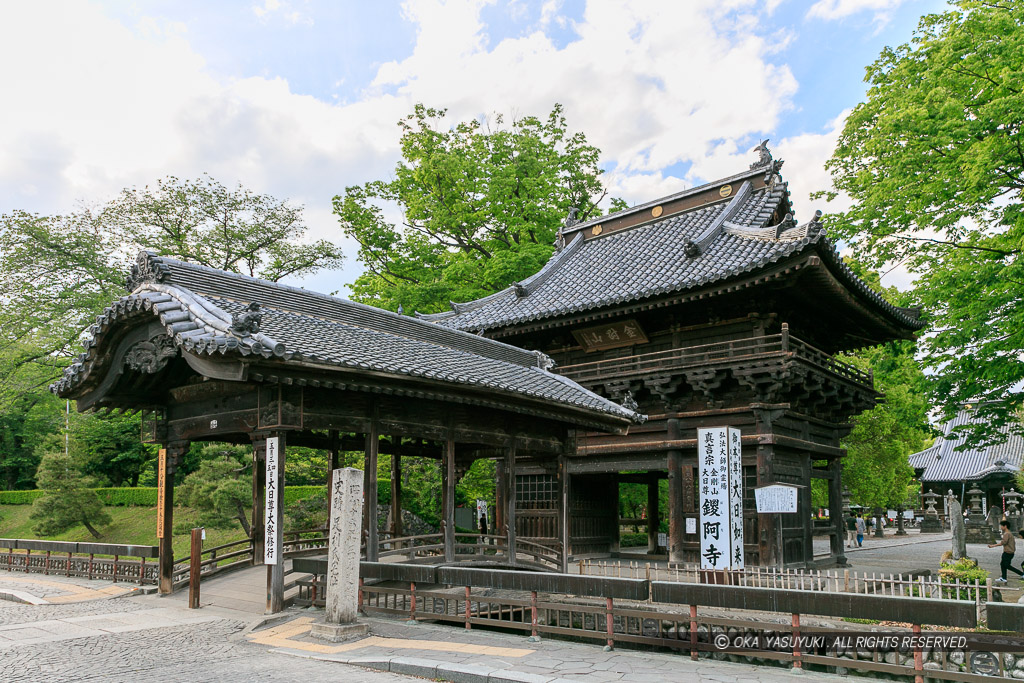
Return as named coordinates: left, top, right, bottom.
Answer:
left=313, top=467, right=369, bottom=641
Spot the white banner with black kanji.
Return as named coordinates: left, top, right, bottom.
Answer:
left=698, top=427, right=729, bottom=569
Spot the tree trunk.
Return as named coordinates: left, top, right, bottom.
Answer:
left=236, top=502, right=252, bottom=536
left=82, top=519, right=102, bottom=539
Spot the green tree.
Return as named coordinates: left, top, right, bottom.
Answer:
left=334, top=104, right=609, bottom=313
left=176, top=445, right=253, bottom=535
left=821, top=0, right=1024, bottom=444
left=30, top=439, right=112, bottom=538
left=841, top=340, right=932, bottom=510
left=0, top=175, right=344, bottom=403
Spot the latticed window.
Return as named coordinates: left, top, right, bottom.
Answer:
left=516, top=474, right=557, bottom=509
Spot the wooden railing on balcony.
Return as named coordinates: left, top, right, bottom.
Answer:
left=557, top=331, right=871, bottom=386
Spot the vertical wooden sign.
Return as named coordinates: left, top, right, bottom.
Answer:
left=698, top=427, right=730, bottom=569
left=156, top=449, right=167, bottom=539
left=264, top=437, right=279, bottom=564
left=728, top=427, right=745, bottom=570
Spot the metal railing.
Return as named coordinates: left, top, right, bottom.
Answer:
left=557, top=332, right=872, bottom=386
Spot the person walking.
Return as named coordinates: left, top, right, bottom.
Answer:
left=846, top=514, right=857, bottom=548
left=989, top=520, right=1023, bottom=584
left=855, top=513, right=866, bottom=548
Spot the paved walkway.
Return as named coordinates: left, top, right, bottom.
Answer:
left=250, top=611, right=870, bottom=683
left=0, top=573, right=141, bottom=605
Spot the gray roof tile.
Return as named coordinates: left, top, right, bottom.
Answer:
left=910, top=408, right=1023, bottom=483
left=420, top=171, right=922, bottom=334
left=52, top=253, right=641, bottom=427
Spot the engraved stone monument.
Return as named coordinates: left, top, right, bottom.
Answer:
left=312, top=467, right=369, bottom=641
left=948, top=492, right=967, bottom=561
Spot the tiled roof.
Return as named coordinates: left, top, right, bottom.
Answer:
left=51, top=252, right=642, bottom=428
left=910, top=408, right=1023, bottom=484
left=418, top=168, right=923, bottom=334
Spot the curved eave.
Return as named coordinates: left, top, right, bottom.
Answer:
left=249, top=357, right=641, bottom=433
left=51, top=286, right=276, bottom=399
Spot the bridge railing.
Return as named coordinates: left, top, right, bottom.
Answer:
left=293, top=561, right=1019, bottom=683
left=0, top=538, right=159, bottom=585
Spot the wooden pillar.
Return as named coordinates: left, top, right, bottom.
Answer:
left=326, top=430, right=339, bottom=524
left=442, top=435, right=456, bottom=563
left=667, top=418, right=684, bottom=565
left=829, top=458, right=846, bottom=566
left=495, top=459, right=505, bottom=534
left=363, top=424, right=379, bottom=562
left=391, top=453, right=403, bottom=541
left=504, top=443, right=517, bottom=566
left=647, top=475, right=660, bottom=555
left=251, top=436, right=266, bottom=566
left=610, top=476, right=621, bottom=555
left=558, top=449, right=570, bottom=572
left=803, top=455, right=815, bottom=565
left=158, top=442, right=186, bottom=594
left=754, top=408, right=784, bottom=567
left=266, top=432, right=286, bottom=614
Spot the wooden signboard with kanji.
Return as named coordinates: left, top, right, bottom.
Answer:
left=572, top=319, right=648, bottom=352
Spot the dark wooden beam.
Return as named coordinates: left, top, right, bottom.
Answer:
left=667, top=419, right=684, bottom=565
left=442, top=434, right=456, bottom=563
left=251, top=436, right=266, bottom=567
left=364, top=421, right=380, bottom=563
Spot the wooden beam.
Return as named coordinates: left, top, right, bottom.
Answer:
left=157, top=444, right=183, bottom=594
left=391, top=454, right=402, bottom=540
left=667, top=419, right=684, bottom=565
left=558, top=450, right=570, bottom=572
left=364, top=422, right=380, bottom=562
left=442, top=434, right=456, bottom=563
left=251, top=437, right=266, bottom=566
left=504, top=443, right=517, bottom=567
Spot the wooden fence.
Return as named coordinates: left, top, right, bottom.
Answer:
left=294, top=561, right=1024, bottom=683
left=0, top=538, right=159, bottom=584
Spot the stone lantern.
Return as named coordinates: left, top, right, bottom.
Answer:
left=965, top=485, right=994, bottom=543
left=1003, top=489, right=1022, bottom=533
left=920, top=489, right=942, bottom=533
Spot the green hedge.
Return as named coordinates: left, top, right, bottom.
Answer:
left=0, top=490, right=44, bottom=505
left=1, top=485, right=334, bottom=507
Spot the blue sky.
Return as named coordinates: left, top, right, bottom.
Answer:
left=0, top=0, right=948, bottom=293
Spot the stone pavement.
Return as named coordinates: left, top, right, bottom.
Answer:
left=0, top=572, right=141, bottom=605
left=251, top=611, right=873, bottom=683
left=0, top=591, right=414, bottom=682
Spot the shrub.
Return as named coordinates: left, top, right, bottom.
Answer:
left=939, top=557, right=990, bottom=600
left=95, top=488, right=158, bottom=506
left=619, top=532, right=648, bottom=548
left=0, top=490, right=45, bottom=505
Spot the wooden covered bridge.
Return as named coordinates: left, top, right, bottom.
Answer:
left=51, top=251, right=641, bottom=612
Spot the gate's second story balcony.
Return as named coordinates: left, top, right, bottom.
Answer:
left=555, top=325, right=874, bottom=415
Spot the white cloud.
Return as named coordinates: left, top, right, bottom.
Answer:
left=806, top=0, right=908, bottom=26
left=1, top=0, right=807, bottom=293
left=252, top=0, right=313, bottom=26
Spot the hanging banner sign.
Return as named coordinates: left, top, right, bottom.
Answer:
left=265, top=437, right=279, bottom=565
left=698, top=427, right=730, bottom=569
left=156, top=449, right=167, bottom=539
left=754, top=484, right=799, bottom=513
left=728, top=427, right=745, bottom=570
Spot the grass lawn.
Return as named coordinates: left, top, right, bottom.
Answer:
left=0, top=504, right=250, bottom=559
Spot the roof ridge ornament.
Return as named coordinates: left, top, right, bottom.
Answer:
left=750, top=140, right=773, bottom=169
left=556, top=207, right=580, bottom=252
left=230, top=302, right=263, bottom=336
left=751, top=140, right=785, bottom=187
left=533, top=350, right=556, bottom=371
left=125, top=250, right=170, bottom=292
